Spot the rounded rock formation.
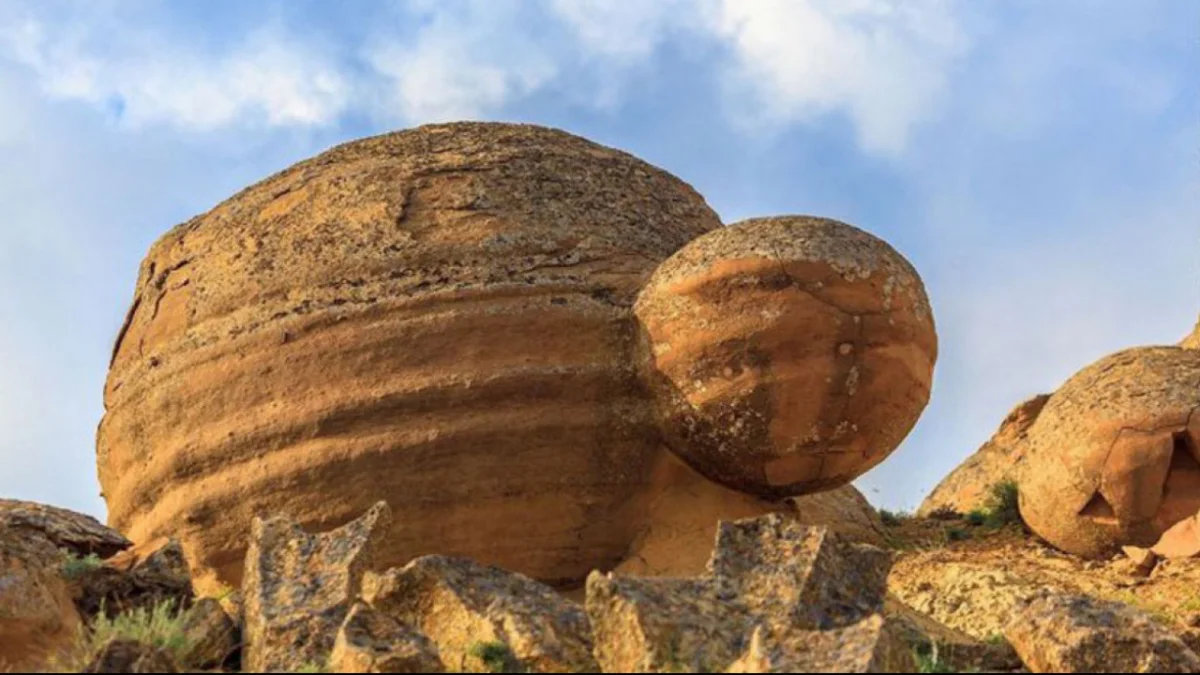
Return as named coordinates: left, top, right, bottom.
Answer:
left=633, top=216, right=937, bottom=498
left=1182, top=314, right=1200, bottom=350
left=1019, top=346, right=1200, bottom=558
left=98, top=122, right=721, bottom=589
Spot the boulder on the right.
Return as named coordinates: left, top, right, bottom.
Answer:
left=1182, top=314, right=1200, bottom=350
left=1018, top=346, right=1200, bottom=558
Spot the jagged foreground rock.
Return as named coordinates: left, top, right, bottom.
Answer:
left=587, top=514, right=914, bottom=673
left=1019, top=347, right=1200, bottom=558
left=328, top=604, right=444, bottom=674
left=243, top=501, right=391, bottom=672
left=919, top=394, right=1049, bottom=517
left=97, top=122, right=938, bottom=593
left=0, top=499, right=131, bottom=559
left=1006, top=593, right=1200, bottom=673
left=0, top=521, right=84, bottom=671
left=636, top=216, right=937, bottom=498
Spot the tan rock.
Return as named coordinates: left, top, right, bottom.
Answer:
left=97, top=122, right=722, bottom=591
left=329, top=603, right=444, bottom=674
left=82, top=639, right=179, bottom=674
left=918, top=394, right=1050, bottom=517
left=178, top=597, right=238, bottom=670
left=615, top=451, right=885, bottom=579
left=0, top=499, right=130, bottom=559
left=635, top=216, right=937, bottom=498
left=1019, top=347, right=1200, bottom=558
left=885, top=597, right=1021, bottom=673
left=1122, top=545, right=1159, bottom=576
left=0, top=526, right=83, bottom=671
left=1152, top=511, right=1200, bottom=559
left=726, top=617, right=915, bottom=674
left=588, top=514, right=896, bottom=673
left=72, top=538, right=194, bottom=620
left=243, top=501, right=391, bottom=673
left=889, top=557, right=1051, bottom=640
left=1005, top=592, right=1200, bottom=673
left=364, top=555, right=595, bottom=673
left=1181, top=314, right=1200, bottom=350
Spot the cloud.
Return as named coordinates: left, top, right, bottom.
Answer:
left=1, top=16, right=351, bottom=131
left=704, top=0, right=971, bottom=156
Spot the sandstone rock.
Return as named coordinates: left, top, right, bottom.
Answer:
left=364, top=555, right=595, bottom=673
left=635, top=216, right=937, bottom=499
left=0, top=499, right=130, bottom=559
left=884, top=597, right=1022, bottom=673
left=918, top=394, right=1050, bottom=517
left=1005, top=592, right=1200, bottom=673
left=889, top=557, right=1051, bottom=641
left=1019, top=347, right=1200, bottom=558
left=73, top=538, right=194, bottom=620
left=1152, top=511, right=1200, bottom=559
left=178, top=597, right=238, bottom=670
left=1181, top=315, right=1199, bottom=350
left=1122, top=545, right=1159, bottom=576
left=82, top=639, right=178, bottom=674
left=0, top=526, right=83, bottom=671
left=328, top=603, right=444, bottom=674
left=98, top=122, right=722, bottom=591
left=588, top=513, right=898, bottom=673
left=615, top=452, right=885, bottom=579
left=243, top=501, right=391, bottom=673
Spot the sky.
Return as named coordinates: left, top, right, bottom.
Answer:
left=0, top=0, right=1196, bottom=520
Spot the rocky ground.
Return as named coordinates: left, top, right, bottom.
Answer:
left=8, top=494, right=1200, bottom=673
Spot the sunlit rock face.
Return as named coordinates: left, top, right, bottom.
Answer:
left=97, top=122, right=722, bottom=590
left=1019, top=347, right=1200, bottom=559
left=634, top=216, right=938, bottom=499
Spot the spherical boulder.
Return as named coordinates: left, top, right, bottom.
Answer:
left=97, top=122, right=721, bottom=589
left=1019, top=347, right=1200, bottom=558
left=633, top=216, right=938, bottom=498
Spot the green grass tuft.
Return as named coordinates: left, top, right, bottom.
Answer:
left=980, top=480, right=1021, bottom=529
left=879, top=509, right=911, bottom=528
left=915, top=644, right=957, bottom=674
left=60, top=552, right=103, bottom=580
left=469, top=641, right=527, bottom=674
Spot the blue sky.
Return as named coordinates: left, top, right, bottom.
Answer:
left=0, top=0, right=1196, bottom=519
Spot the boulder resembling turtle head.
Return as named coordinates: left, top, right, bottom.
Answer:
left=1019, top=347, right=1200, bottom=558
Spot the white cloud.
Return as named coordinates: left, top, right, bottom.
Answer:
left=704, top=0, right=970, bottom=155
left=1, top=18, right=351, bottom=131
left=366, top=2, right=558, bottom=123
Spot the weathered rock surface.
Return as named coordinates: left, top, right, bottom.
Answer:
left=1152, top=510, right=1200, bottom=559
left=0, top=526, right=83, bottom=671
left=72, top=538, right=194, bottom=620
left=1019, top=347, right=1200, bottom=558
left=82, top=639, right=179, bottom=674
left=364, top=555, right=595, bottom=673
left=635, top=216, right=937, bottom=498
left=919, top=394, right=1050, bottom=517
left=1006, top=593, right=1200, bottom=673
left=0, top=499, right=130, bottom=559
left=98, top=121, right=722, bottom=590
left=588, top=513, right=907, bottom=673
left=178, top=597, right=238, bottom=670
left=614, top=450, right=885, bottom=579
left=328, top=603, right=444, bottom=674
left=1181, top=315, right=1200, bottom=350
left=885, top=597, right=1022, bottom=673
left=243, top=501, right=390, bottom=673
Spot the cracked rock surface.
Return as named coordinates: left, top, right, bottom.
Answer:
left=1018, top=346, right=1200, bottom=558
left=634, top=216, right=937, bottom=498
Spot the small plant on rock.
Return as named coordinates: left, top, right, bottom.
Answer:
left=60, top=551, right=103, bottom=580
left=879, top=509, right=910, bottom=528
left=469, top=641, right=527, bottom=674
left=964, top=510, right=987, bottom=527
left=980, top=480, right=1021, bottom=529
left=914, top=643, right=956, bottom=674
left=54, top=599, right=193, bottom=671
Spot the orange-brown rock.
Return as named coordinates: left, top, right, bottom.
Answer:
left=918, top=394, right=1050, bottom=517
left=614, top=451, right=885, bottom=579
left=97, top=122, right=721, bottom=590
left=1183, top=315, right=1200, bottom=350
left=1019, top=347, right=1200, bottom=558
left=634, top=216, right=937, bottom=498
left=0, top=526, right=83, bottom=671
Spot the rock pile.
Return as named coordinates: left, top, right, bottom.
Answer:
left=96, top=122, right=937, bottom=592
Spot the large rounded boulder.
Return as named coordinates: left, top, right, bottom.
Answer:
left=98, top=122, right=721, bottom=589
left=1019, top=347, right=1200, bottom=558
left=633, top=216, right=937, bottom=498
